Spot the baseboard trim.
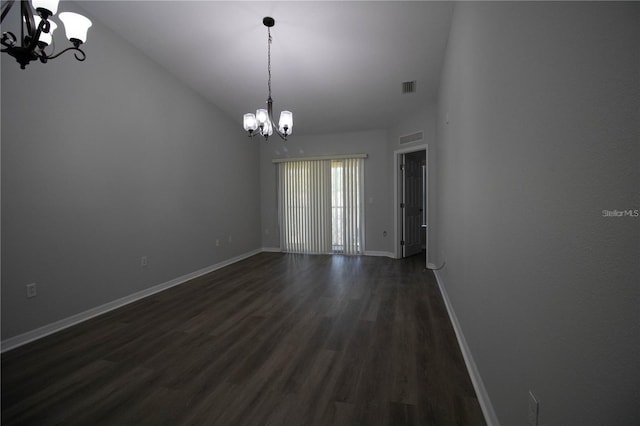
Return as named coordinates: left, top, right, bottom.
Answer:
left=261, top=246, right=282, bottom=253
left=433, top=270, right=500, bottom=426
left=363, top=250, right=395, bottom=258
left=1, top=248, right=263, bottom=353
left=263, top=248, right=394, bottom=258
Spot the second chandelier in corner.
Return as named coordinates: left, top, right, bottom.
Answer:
left=243, top=17, right=293, bottom=141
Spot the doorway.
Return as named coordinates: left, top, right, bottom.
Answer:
left=394, top=146, right=428, bottom=264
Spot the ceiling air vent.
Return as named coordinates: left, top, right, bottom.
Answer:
left=399, top=131, right=424, bottom=145
left=402, top=80, right=417, bottom=94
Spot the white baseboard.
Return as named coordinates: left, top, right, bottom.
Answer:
left=261, top=246, right=282, bottom=253
left=363, top=250, right=395, bottom=258
left=263, top=247, right=394, bottom=258
left=1, top=248, right=263, bottom=353
left=433, top=270, right=500, bottom=426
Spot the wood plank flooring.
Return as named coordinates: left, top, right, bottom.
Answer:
left=1, top=252, right=486, bottom=425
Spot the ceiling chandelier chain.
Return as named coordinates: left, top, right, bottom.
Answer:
left=243, top=16, right=293, bottom=142
left=1, top=0, right=92, bottom=69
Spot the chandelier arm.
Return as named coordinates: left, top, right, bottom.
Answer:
left=268, top=122, right=287, bottom=141
left=267, top=96, right=287, bottom=141
left=272, top=127, right=287, bottom=141
left=269, top=121, right=286, bottom=141
left=266, top=112, right=287, bottom=141
left=20, top=0, right=43, bottom=51
left=22, top=0, right=35, bottom=38
left=24, top=15, right=49, bottom=53
left=37, top=51, right=48, bottom=63
left=1, top=31, right=18, bottom=47
left=1, top=0, right=15, bottom=23
left=46, top=45, right=86, bottom=61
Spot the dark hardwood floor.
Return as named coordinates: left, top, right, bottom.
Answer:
left=2, top=252, right=485, bottom=425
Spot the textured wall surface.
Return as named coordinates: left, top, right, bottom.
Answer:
left=436, top=2, right=639, bottom=424
left=1, top=6, right=260, bottom=340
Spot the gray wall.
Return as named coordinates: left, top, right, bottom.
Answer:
left=1, top=5, right=261, bottom=340
left=260, top=129, right=393, bottom=254
left=436, top=2, right=639, bottom=425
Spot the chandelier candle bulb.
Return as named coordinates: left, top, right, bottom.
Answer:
left=32, top=0, right=59, bottom=16
left=59, top=12, right=92, bottom=44
left=279, top=111, right=293, bottom=135
left=256, top=109, right=269, bottom=126
left=264, top=118, right=274, bottom=136
left=243, top=113, right=258, bottom=132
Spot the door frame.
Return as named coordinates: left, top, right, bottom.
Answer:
left=393, top=144, right=428, bottom=260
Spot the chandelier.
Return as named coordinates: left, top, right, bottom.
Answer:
left=243, top=17, right=293, bottom=141
left=1, top=0, right=92, bottom=69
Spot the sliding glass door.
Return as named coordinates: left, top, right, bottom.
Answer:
left=278, top=157, right=364, bottom=254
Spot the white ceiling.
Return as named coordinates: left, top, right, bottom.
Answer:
left=79, top=1, right=454, bottom=136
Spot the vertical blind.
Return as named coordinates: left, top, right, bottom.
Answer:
left=277, top=156, right=364, bottom=254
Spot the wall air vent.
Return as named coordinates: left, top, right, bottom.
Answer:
left=399, top=131, right=424, bottom=145
left=402, top=80, right=417, bottom=94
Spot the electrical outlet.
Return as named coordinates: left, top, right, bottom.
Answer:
left=26, top=283, right=37, bottom=298
left=141, top=256, right=149, bottom=267
left=215, top=239, right=220, bottom=246
left=528, top=390, right=539, bottom=426
left=228, top=235, right=233, bottom=243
